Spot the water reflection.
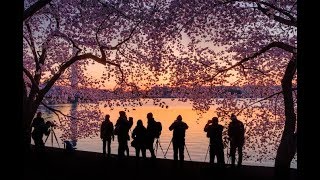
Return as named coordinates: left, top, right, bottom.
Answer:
left=38, top=99, right=297, bottom=168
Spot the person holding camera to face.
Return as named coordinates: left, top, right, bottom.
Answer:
left=31, top=112, right=48, bottom=152
left=204, top=117, right=225, bottom=167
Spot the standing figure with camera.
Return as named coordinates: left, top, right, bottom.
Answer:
left=228, top=114, right=245, bottom=167
left=204, top=117, right=225, bottom=167
left=115, top=111, right=133, bottom=159
left=31, top=112, right=46, bottom=152
left=100, top=114, right=114, bottom=157
left=131, top=120, right=147, bottom=160
left=145, top=112, right=157, bottom=159
left=169, top=115, right=189, bottom=166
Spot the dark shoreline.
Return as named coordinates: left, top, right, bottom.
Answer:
left=23, top=146, right=297, bottom=180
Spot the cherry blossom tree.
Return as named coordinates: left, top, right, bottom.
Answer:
left=23, top=0, right=175, bottom=151
left=160, top=0, right=297, bottom=176
left=23, top=0, right=297, bottom=175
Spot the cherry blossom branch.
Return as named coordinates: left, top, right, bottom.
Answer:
left=40, top=101, right=64, bottom=124
left=242, top=66, right=267, bottom=75
left=257, top=1, right=296, bottom=23
left=274, top=93, right=280, bottom=121
left=51, top=31, right=81, bottom=55
left=40, top=52, right=125, bottom=96
left=23, top=67, right=39, bottom=91
left=256, top=3, right=296, bottom=27
left=24, top=0, right=52, bottom=21
left=96, top=0, right=131, bottom=20
left=95, top=15, right=111, bottom=48
left=205, top=41, right=296, bottom=82
left=102, top=20, right=142, bottom=51
left=40, top=101, right=97, bottom=122
left=25, top=22, right=39, bottom=67
left=236, top=88, right=297, bottom=115
left=23, top=34, right=32, bottom=48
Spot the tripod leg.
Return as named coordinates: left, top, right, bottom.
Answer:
left=44, top=131, right=50, bottom=143
left=157, top=139, right=166, bottom=158
left=184, top=144, right=192, bottom=161
left=164, top=139, right=172, bottom=158
left=51, top=130, right=54, bottom=147
left=52, top=130, right=61, bottom=148
left=204, top=144, right=209, bottom=162
left=154, top=139, right=158, bottom=156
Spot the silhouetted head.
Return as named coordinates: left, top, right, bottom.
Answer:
left=137, top=120, right=143, bottom=126
left=176, top=115, right=182, bottom=121
left=119, top=111, right=126, bottom=117
left=231, top=114, right=237, bottom=121
left=105, top=114, right=110, bottom=121
left=147, top=112, right=153, bottom=119
left=212, top=117, right=218, bottom=125
left=37, top=112, right=42, bottom=118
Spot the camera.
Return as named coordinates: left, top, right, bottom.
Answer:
left=46, top=121, right=56, bottom=127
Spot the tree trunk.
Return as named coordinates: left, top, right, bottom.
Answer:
left=274, top=56, right=297, bottom=178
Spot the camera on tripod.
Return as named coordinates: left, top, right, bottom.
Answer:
left=43, top=121, right=56, bottom=136
left=44, top=120, right=60, bottom=148
left=46, top=121, right=56, bottom=128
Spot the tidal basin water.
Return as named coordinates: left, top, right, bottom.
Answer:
left=34, top=99, right=297, bottom=168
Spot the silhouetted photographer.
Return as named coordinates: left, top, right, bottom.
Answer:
left=31, top=112, right=47, bottom=152
left=228, top=114, right=245, bottom=167
left=100, top=114, right=114, bottom=157
left=204, top=117, right=225, bottom=167
left=169, top=115, right=189, bottom=166
left=115, top=111, right=133, bottom=159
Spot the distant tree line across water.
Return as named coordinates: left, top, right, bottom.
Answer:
left=43, top=85, right=284, bottom=104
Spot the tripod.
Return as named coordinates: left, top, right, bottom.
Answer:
left=204, top=144, right=210, bottom=162
left=45, top=127, right=60, bottom=148
left=164, top=139, right=192, bottom=161
left=154, top=138, right=166, bottom=158
left=184, top=143, right=192, bottom=161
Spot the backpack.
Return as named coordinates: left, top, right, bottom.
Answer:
left=154, top=121, right=162, bottom=138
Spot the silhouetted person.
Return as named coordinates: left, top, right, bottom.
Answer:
left=204, top=117, right=225, bottom=167
left=169, top=115, right=189, bottom=166
left=115, top=111, right=133, bottom=159
left=132, top=120, right=147, bottom=160
left=100, top=114, right=114, bottom=157
left=228, top=114, right=245, bottom=167
left=31, top=112, right=46, bottom=152
left=146, top=112, right=157, bottom=159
